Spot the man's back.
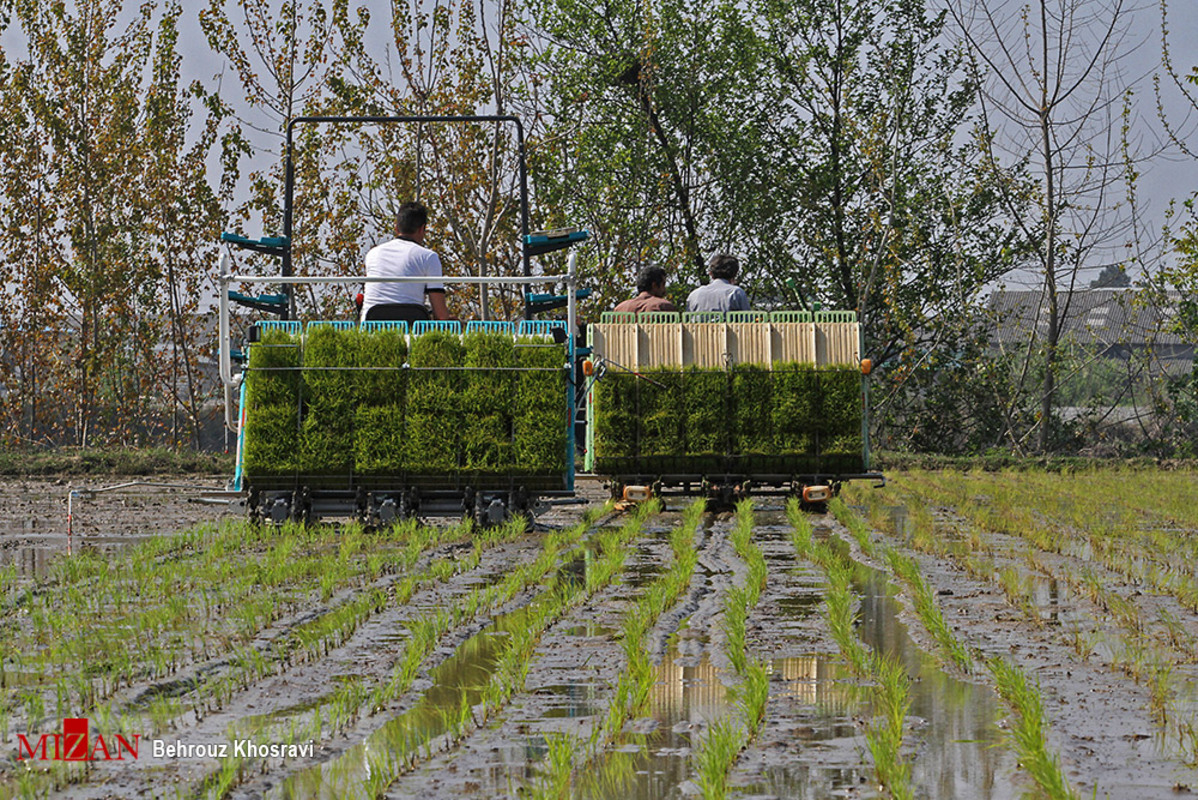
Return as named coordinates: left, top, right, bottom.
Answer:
left=686, top=278, right=749, bottom=313
left=613, top=293, right=678, bottom=315
left=363, top=238, right=443, bottom=312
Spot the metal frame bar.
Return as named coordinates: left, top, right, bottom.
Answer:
left=282, top=114, right=531, bottom=319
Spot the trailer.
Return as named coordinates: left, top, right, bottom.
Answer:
left=582, top=309, right=882, bottom=507
left=216, top=115, right=588, bottom=526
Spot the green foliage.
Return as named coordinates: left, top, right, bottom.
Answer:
left=244, top=330, right=301, bottom=477
left=514, top=338, right=567, bottom=473
left=592, top=362, right=863, bottom=474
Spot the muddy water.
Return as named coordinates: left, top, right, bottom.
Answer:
left=581, top=523, right=1019, bottom=800
left=273, top=555, right=591, bottom=799
left=852, top=559, right=1019, bottom=800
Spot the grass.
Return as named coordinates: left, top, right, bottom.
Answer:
left=592, top=362, right=863, bottom=475
left=691, top=500, right=771, bottom=799
left=987, top=657, right=1080, bottom=800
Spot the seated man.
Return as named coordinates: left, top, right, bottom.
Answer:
left=687, top=253, right=749, bottom=313
left=361, top=201, right=452, bottom=323
left=613, top=265, right=678, bottom=314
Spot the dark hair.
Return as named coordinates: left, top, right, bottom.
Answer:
left=636, top=265, right=668, bottom=294
left=708, top=253, right=739, bottom=281
left=395, top=202, right=429, bottom=235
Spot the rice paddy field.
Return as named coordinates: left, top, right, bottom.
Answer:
left=3, top=467, right=1198, bottom=798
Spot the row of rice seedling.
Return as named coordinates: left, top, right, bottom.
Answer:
left=822, top=498, right=1081, bottom=800
left=691, top=500, right=770, bottom=800
left=984, top=470, right=1198, bottom=604
left=243, top=326, right=568, bottom=479
left=254, top=503, right=661, bottom=800
left=592, top=364, right=862, bottom=474
left=1, top=520, right=449, bottom=715
left=188, top=504, right=624, bottom=799
left=528, top=501, right=706, bottom=799
left=893, top=472, right=1198, bottom=761
left=788, top=507, right=913, bottom=800
left=3, top=518, right=539, bottom=799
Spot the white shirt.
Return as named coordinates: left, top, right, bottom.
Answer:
left=362, top=237, right=445, bottom=315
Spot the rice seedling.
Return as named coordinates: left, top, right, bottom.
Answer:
left=987, top=657, right=1079, bottom=800
left=830, top=496, right=876, bottom=557
left=529, top=732, right=578, bottom=800
left=885, top=549, right=973, bottom=673
left=789, top=507, right=914, bottom=798
left=513, top=337, right=568, bottom=473
left=694, top=716, right=742, bottom=800
left=561, top=500, right=706, bottom=789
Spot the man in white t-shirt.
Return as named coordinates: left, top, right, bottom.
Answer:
left=361, top=202, right=452, bottom=323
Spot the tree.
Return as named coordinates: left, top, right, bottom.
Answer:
left=335, top=0, right=540, bottom=320
left=527, top=0, right=768, bottom=306
left=947, top=0, right=1142, bottom=453
left=756, top=0, right=1021, bottom=375
left=0, top=0, right=234, bottom=448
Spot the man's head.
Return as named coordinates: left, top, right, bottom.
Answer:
left=708, top=253, right=739, bottom=282
left=636, top=265, right=669, bottom=297
left=395, top=202, right=429, bottom=238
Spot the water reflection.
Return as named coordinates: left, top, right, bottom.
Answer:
left=852, top=560, right=1019, bottom=800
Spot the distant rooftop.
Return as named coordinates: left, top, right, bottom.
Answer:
left=988, top=289, right=1186, bottom=348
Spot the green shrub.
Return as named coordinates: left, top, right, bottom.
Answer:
left=407, top=332, right=465, bottom=473
left=243, top=404, right=299, bottom=476
left=514, top=337, right=567, bottom=472
left=354, top=405, right=405, bottom=475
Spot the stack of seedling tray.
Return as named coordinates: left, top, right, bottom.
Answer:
left=587, top=311, right=865, bottom=477
left=240, top=321, right=569, bottom=489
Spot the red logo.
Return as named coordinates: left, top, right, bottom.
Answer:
left=17, top=718, right=139, bottom=761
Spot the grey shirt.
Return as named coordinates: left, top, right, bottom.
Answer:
left=686, top=278, right=750, bottom=313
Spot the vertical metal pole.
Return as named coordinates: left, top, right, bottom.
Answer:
left=565, top=251, right=578, bottom=491
left=515, top=118, right=531, bottom=319
left=282, top=122, right=296, bottom=321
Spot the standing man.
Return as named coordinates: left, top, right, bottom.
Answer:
left=613, top=265, right=678, bottom=314
left=686, top=253, right=749, bottom=313
left=361, top=202, right=452, bottom=323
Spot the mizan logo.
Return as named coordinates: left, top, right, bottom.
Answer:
left=17, top=718, right=139, bottom=762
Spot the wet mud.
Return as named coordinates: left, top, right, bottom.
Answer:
left=3, top=475, right=1198, bottom=799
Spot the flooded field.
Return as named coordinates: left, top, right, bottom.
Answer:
left=3, top=469, right=1198, bottom=798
